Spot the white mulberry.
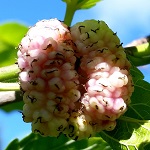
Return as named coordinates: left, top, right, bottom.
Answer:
left=70, top=19, right=134, bottom=134
left=18, top=19, right=80, bottom=137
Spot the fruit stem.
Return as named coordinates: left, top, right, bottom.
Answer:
left=64, top=1, right=77, bottom=26
left=0, top=64, right=19, bottom=82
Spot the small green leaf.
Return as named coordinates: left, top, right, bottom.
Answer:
left=63, top=0, right=102, bottom=10
left=76, top=0, right=102, bottom=9
left=19, top=133, right=37, bottom=149
left=5, top=139, right=19, bottom=150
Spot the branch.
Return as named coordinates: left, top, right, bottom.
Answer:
left=0, top=91, right=22, bottom=106
left=0, top=82, right=20, bottom=91
left=124, top=35, right=150, bottom=66
left=0, top=64, right=19, bottom=82
left=125, top=35, right=150, bottom=47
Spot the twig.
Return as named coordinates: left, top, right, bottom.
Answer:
left=0, top=64, right=19, bottom=82
left=0, top=91, right=22, bottom=106
left=125, top=35, right=150, bottom=47
left=124, top=35, right=150, bottom=66
left=0, top=82, right=20, bottom=91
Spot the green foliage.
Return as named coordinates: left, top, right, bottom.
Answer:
left=62, top=0, right=102, bottom=9
left=6, top=133, right=112, bottom=150
left=5, top=139, right=20, bottom=150
left=0, top=23, right=28, bottom=67
left=100, top=118, right=150, bottom=150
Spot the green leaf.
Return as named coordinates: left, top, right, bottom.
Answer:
left=126, top=79, right=150, bottom=120
left=0, top=22, right=28, bottom=47
left=127, top=54, right=150, bottom=66
left=0, top=100, right=23, bottom=112
left=129, top=61, right=144, bottom=83
left=7, top=133, right=112, bottom=150
left=100, top=118, right=150, bottom=150
left=98, top=66, right=150, bottom=149
left=76, top=0, right=102, bottom=9
left=0, top=42, right=16, bottom=67
left=0, top=22, right=28, bottom=67
left=63, top=0, right=102, bottom=10
left=5, top=139, right=19, bottom=150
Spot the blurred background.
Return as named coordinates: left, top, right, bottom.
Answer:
left=0, top=0, right=150, bottom=149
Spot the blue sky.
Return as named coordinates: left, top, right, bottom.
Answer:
left=0, top=0, right=150, bottom=149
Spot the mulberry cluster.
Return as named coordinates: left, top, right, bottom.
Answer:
left=17, top=19, right=134, bottom=140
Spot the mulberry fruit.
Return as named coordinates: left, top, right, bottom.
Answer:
left=18, top=19, right=134, bottom=140
left=70, top=19, right=134, bottom=134
left=18, top=19, right=80, bottom=137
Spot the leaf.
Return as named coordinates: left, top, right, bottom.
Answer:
left=0, top=22, right=28, bottom=67
left=62, top=0, right=102, bottom=10
left=0, top=22, right=28, bottom=47
left=100, top=118, right=150, bottom=150
left=0, top=100, right=23, bottom=112
left=6, top=133, right=112, bottom=150
left=127, top=54, right=150, bottom=67
left=126, top=80, right=150, bottom=120
left=98, top=66, right=150, bottom=149
left=76, top=0, right=102, bottom=9
left=0, top=42, right=16, bottom=67
left=129, top=63, right=144, bottom=83
left=5, top=139, right=19, bottom=150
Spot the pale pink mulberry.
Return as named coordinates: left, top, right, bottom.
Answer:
left=70, top=19, right=134, bottom=134
left=18, top=19, right=80, bottom=137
